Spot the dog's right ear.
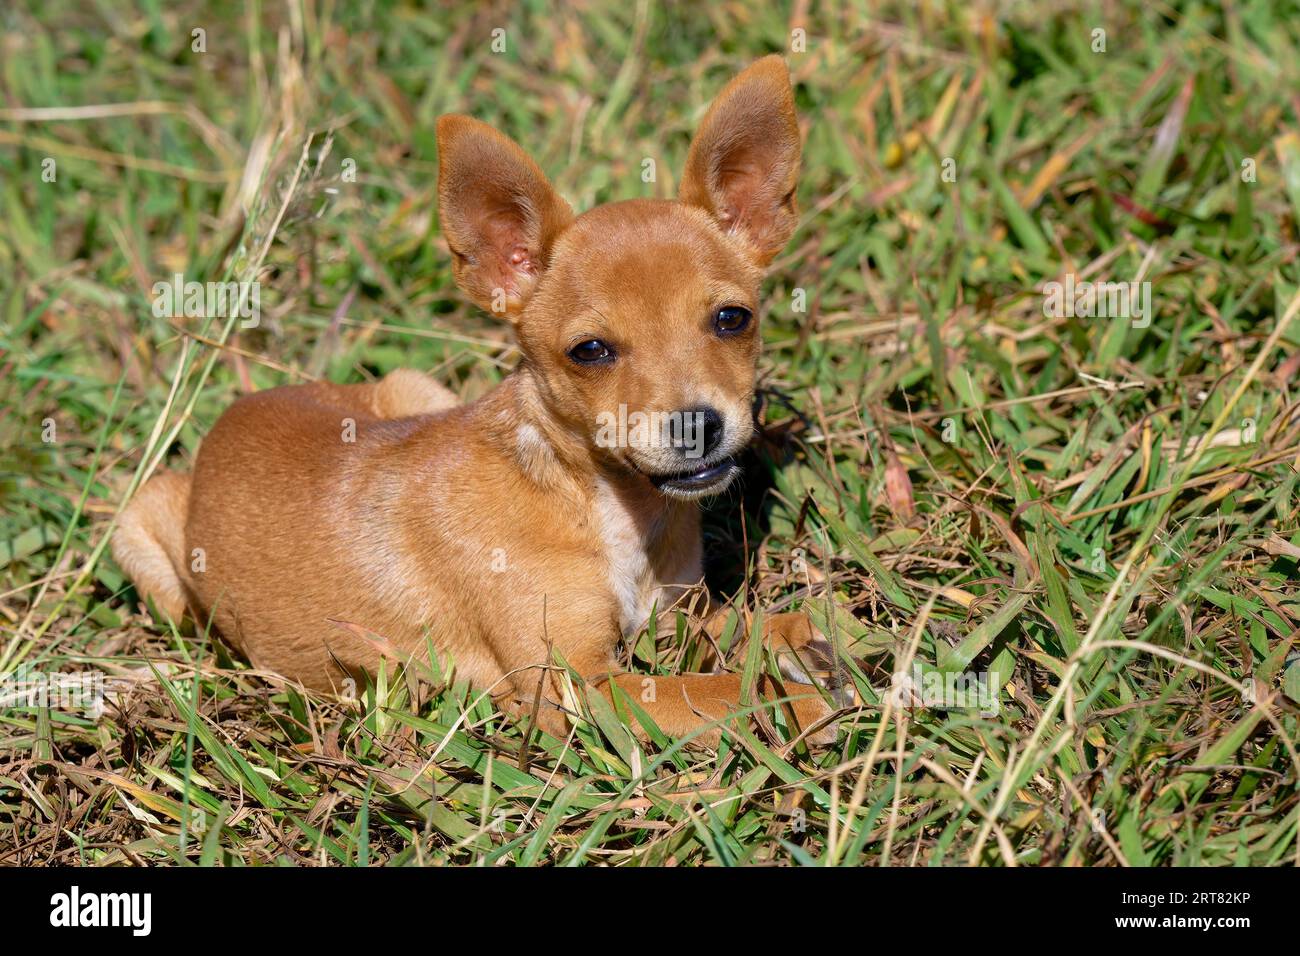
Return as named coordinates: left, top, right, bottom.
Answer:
left=436, top=115, right=573, bottom=319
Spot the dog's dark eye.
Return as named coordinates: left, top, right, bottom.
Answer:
left=568, top=339, right=614, bottom=364
left=714, top=306, right=752, bottom=336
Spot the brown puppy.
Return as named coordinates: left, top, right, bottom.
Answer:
left=112, top=56, right=844, bottom=746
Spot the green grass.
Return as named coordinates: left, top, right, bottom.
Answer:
left=3, top=0, right=1300, bottom=866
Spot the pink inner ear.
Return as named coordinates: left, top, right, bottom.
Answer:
left=508, top=247, right=535, bottom=273
left=715, top=160, right=766, bottom=231
left=481, top=211, right=537, bottom=293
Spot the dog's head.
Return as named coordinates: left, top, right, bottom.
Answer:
left=436, top=57, right=801, bottom=500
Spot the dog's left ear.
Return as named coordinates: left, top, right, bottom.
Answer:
left=679, top=56, right=801, bottom=267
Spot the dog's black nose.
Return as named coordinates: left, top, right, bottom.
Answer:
left=680, top=406, right=725, bottom=458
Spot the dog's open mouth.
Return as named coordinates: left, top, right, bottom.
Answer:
left=645, top=456, right=739, bottom=497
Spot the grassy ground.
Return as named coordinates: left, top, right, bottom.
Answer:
left=3, top=0, right=1300, bottom=866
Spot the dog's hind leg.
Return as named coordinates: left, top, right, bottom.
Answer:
left=306, top=369, right=459, bottom=419
left=111, top=470, right=191, bottom=621
left=372, top=368, right=459, bottom=417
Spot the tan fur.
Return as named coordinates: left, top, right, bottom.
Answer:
left=113, top=57, right=844, bottom=746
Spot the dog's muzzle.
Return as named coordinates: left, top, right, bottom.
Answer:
left=644, top=455, right=740, bottom=497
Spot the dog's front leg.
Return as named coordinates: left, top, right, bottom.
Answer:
left=498, top=606, right=845, bottom=748
left=687, top=602, right=854, bottom=707
left=597, top=671, right=836, bottom=748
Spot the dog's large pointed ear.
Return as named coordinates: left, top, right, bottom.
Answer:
left=678, top=56, right=801, bottom=267
left=436, top=115, right=574, bottom=318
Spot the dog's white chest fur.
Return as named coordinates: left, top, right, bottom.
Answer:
left=594, top=478, right=662, bottom=635
left=593, top=478, right=702, bottom=637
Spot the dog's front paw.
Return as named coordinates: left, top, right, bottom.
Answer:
left=784, top=689, right=841, bottom=746
left=765, top=612, right=856, bottom=709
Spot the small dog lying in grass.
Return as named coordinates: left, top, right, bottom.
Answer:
left=113, top=56, right=845, bottom=746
